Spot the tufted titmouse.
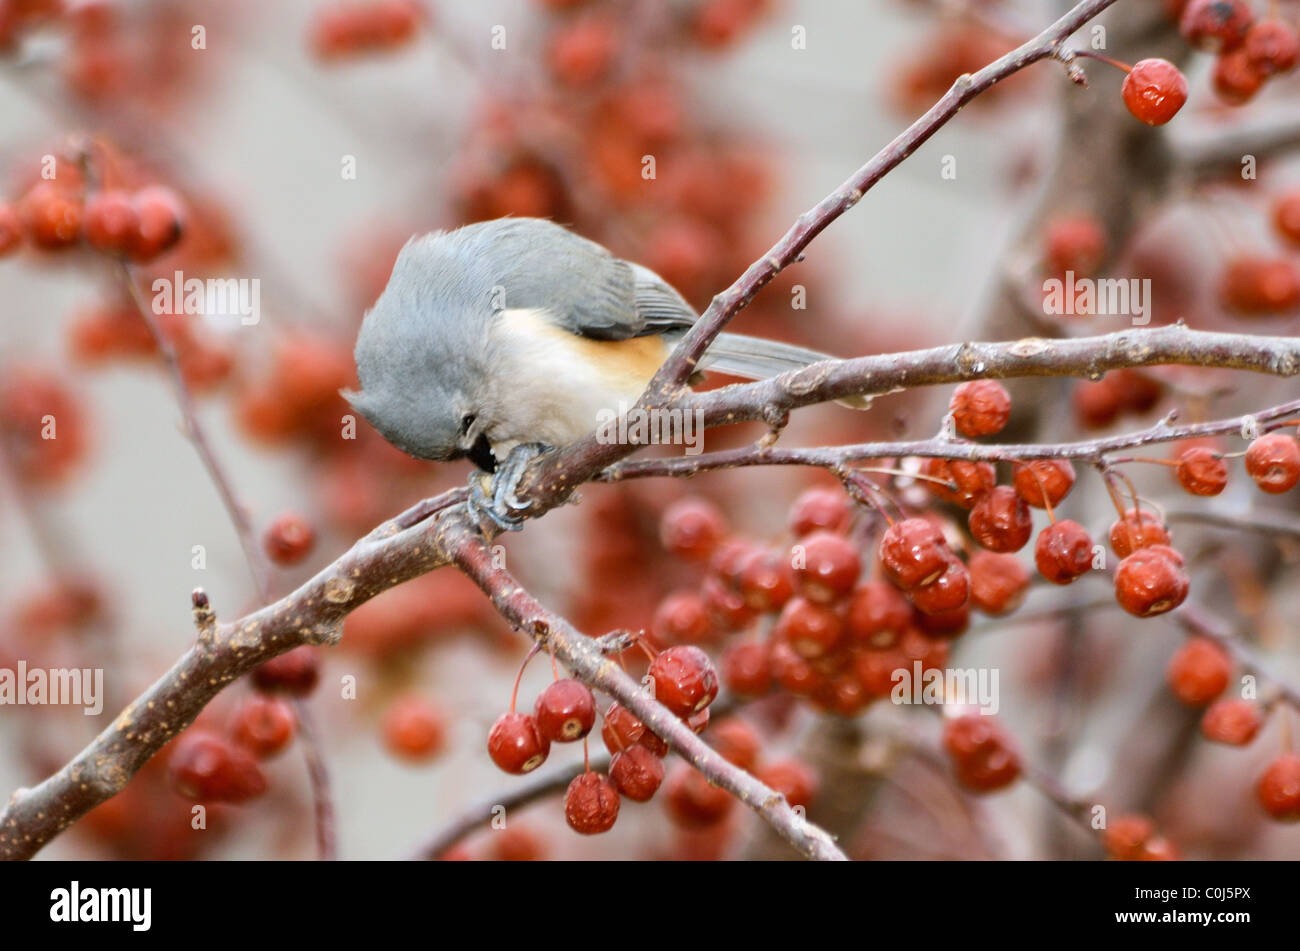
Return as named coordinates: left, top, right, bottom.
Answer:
left=344, top=217, right=853, bottom=526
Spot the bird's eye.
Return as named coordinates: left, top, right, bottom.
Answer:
left=459, top=413, right=475, bottom=437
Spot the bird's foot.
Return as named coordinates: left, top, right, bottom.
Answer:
left=465, top=442, right=553, bottom=533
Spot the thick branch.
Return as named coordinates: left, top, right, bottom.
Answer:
left=679, top=326, right=1300, bottom=428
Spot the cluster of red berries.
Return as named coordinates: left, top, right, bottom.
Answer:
left=942, top=713, right=1022, bottom=792
left=1169, top=0, right=1299, bottom=104
left=1102, top=813, right=1181, bottom=861
left=1217, top=187, right=1300, bottom=318
left=168, top=646, right=319, bottom=802
left=1167, top=637, right=1300, bottom=823
left=0, top=367, right=89, bottom=486
left=0, top=179, right=184, bottom=261
left=487, top=645, right=725, bottom=836
left=169, top=693, right=296, bottom=803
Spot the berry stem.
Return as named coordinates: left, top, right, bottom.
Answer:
left=510, top=642, right=542, bottom=714
left=1074, top=49, right=1133, bottom=73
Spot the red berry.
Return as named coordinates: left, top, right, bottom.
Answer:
left=230, top=694, right=296, bottom=759
left=1034, top=519, right=1094, bottom=584
left=660, top=497, right=727, bottom=560
left=129, top=185, right=185, bottom=262
left=879, top=517, right=949, bottom=590
left=610, top=745, right=665, bottom=802
left=1073, top=378, right=1124, bottom=429
left=792, top=531, right=861, bottom=603
left=1180, top=0, right=1254, bottom=51
left=720, top=641, right=771, bottom=696
left=685, top=706, right=710, bottom=734
left=769, top=639, right=825, bottom=696
left=756, top=759, right=818, bottom=810
left=1245, top=433, right=1300, bottom=493
left=381, top=695, right=446, bottom=761
left=564, top=772, right=620, bottom=834
left=919, top=457, right=995, bottom=509
left=487, top=712, right=550, bottom=774
left=845, top=580, right=911, bottom=648
left=736, top=548, right=794, bottom=612
left=1213, top=46, right=1267, bottom=104
left=708, top=717, right=761, bottom=771
left=547, top=15, right=619, bottom=87
left=169, top=730, right=268, bottom=802
left=1045, top=215, right=1106, bottom=278
left=1200, top=698, right=1263, bottom=745
left=19, top=182, right=82, bottom=250
left=1109, top=508, right=1171, bottom=559
left=1103, top=814, right=1155, bottom=860
left=601, top=702, right=667, bottom=756
left=942, top=714, right=1021, bottom=792
left=664, top=765, right=733, bottom=828
left=708, top=537, right=759, bottom=586
left=1114, top=546, right=1189, bottom=617
left=1274, top=189, right=1300, bottom=246
left=82, top=190, right=139, bottom=254
left=0, top=203, right=21, bottom=255
left=1176, top=446, right=1227, bottom=496
left=949, top=380, right=1011, bottom=437
left=652, top=591, right=713, bottom=645
left=1122, top=58, right=1188, bottom=125
left=789, top=487, right=852, bottom=536
left=968, top=485, right=1033, bottom=553
left=1256, top=753, right=1300, bottom=821
left=909, top=555, right=970, bottom=616
left=774, top=596, right=844, bottom=659
left=251, top=646, right=320, bottom=696
left=1012, top=459, right=1075, bottom=509
left=1167, top=638, right=1231, bottom=706
left=534, top=678, right=596, bottom=742
left=1220, top=255, right=1300, bottom=314
left=968, top=550, right=1029, bottom=616
left=700, top=575, right=757, bottom=632
left=1244, top=19, right=1299, bottom=75
left=649, top=645, right=719, bottom=716
left=263, top=512, right=316, bottom=566
left=490, top=824, right=546, bottom=862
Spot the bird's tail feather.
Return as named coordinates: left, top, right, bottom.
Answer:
left=698, top=332, right=870, bottom=409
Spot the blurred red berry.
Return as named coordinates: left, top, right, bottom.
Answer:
left=660, top=497, right=727, bottom=561
left=1167, top=637, right=1232, bottom=706
left=263, top=512, right=316, bottom=566
left=789, top=486, right=852, bottom=536
left=382, top=695, right=446, bottom=761
left=251, top=646, right=320, bottom=696
left=1256, top=754, right=1300, bottom=821
left=169, top=730, right=268, bottom=802
left=1200, top=698, right=1263, bottom=745
left=231, top=694, right=296, bottom=759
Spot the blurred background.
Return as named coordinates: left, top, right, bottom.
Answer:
left=1, top=0, right=1299, bottom=860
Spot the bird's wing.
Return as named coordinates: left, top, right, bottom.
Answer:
left=479, top=218, right=701, bottom=341
left=627, top=263, right=699, bottom=334
left=480, top=218, right=644, bottom=341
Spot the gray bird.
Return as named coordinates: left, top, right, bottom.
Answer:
left=344, top=217, right=854, bottom=528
